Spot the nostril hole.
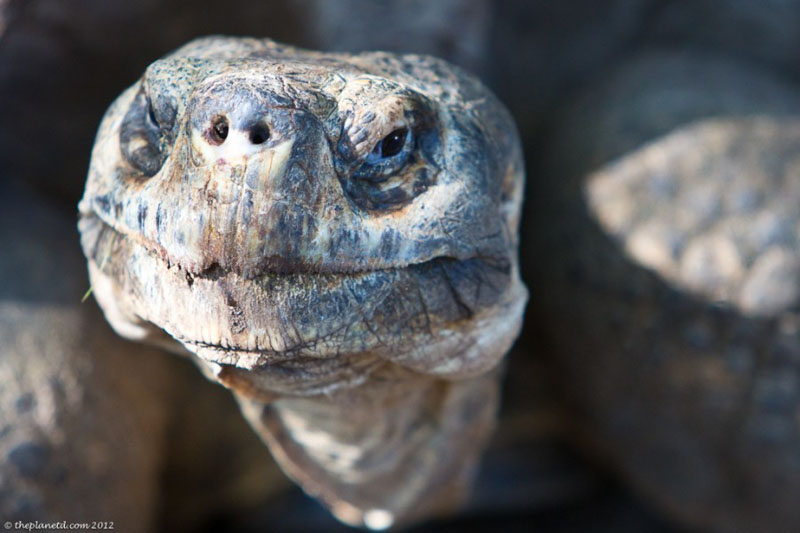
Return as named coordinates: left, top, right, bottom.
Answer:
left=207, top=115, right=229, bottom=145
left=248, top=123, right=270, bottom=145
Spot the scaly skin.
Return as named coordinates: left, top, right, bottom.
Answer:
left=78, top=36, right=527, bottom=528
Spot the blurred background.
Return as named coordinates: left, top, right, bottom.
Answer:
left=3, top=1, right=800, bottom=531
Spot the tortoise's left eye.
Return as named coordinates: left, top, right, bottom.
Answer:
left=373, top=127, right=408, bottom=158
left=353, top=126, right=413, bottom=183
left=337, top=97, right=440, bottom=212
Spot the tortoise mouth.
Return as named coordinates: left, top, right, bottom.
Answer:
left=80, top=213, right=513, bottom=363
left=80, top=209, right=485, bottom=279
left=81, top=212, right=492, bottom=280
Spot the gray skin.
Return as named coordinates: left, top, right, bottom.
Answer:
left=527, top=51, right=800, bottom=532
left=78, top=37, right=527, bottom=528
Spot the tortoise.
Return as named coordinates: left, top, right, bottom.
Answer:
left=4, top=33, right=800, bottom=532
left=76, top=35, right=527, bottom=529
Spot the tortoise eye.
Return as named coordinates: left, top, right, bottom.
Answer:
left=336, top=98, right=440, bottom=212
left=146, top=98, right=159, bottom=128
left=355, top=126, right=414, bottom=182
left=119, top=85, right=176, bottom=177
left=374, top=128, right=408, bottom=158
left=120, top=89, right=165, bottom=177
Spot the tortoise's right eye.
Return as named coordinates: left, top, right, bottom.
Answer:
left=119, top=86, right=169, bottom=177
left=146, top=97, right=160, bottom=129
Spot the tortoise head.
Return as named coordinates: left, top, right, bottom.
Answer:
left=79, top=36, right=527, bottom=389
left=78, top=36, right=527, bottom=527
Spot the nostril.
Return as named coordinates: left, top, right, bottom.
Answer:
left=248, top=123, right=270, bottom=145
left=207, top=115, right=229, bottom=145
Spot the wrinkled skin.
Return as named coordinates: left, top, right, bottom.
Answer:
left=78, top=37, right=526, bottom=528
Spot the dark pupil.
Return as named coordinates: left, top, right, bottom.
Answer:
left=146, top=99, right=159, bottom=128
left=379, top=128, right=407, bottom=158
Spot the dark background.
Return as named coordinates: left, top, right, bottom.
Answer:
left=3, top=1, right=800, bottom=531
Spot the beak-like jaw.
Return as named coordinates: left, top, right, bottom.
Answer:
left=81, top=205, right=527, bottom=390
